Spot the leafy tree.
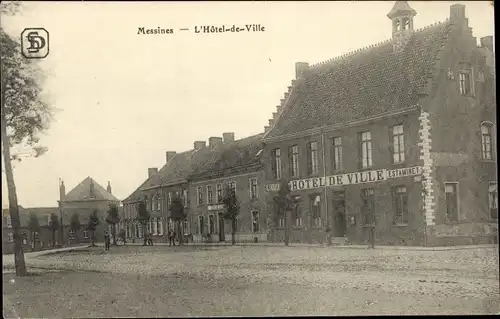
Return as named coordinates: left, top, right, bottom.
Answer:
left=170, top=194, right=186, bottom=245
left=105, top=203, right=120, bottom=245
left=222, top=185, right=240, bottom=245
left=273, top=179, right=296, bottom=246
left=48, top=213, right=60, bottom=248
left=70, top=213, right=80, bottom=241
left=87, top=210, right=100, bottom=247
left=1, top=2, right=53, bottom=277
left=27, top=213, right=40, bottom=250
left=136, top=200, right=150, bottom=246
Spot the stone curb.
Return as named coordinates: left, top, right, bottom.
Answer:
left=98, top=242, right=497, bottom=251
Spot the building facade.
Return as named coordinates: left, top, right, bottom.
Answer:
left=122, top=146, right=213, bottom=242
left=188, top=133, right=268, bottom=243
left=2, top=206, right=73, bottom=254
left=262, top=2, right=497, bottom=246
left=59, top=177, right=121, bottom=244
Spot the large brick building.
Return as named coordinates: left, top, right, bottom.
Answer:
left=188, top=133, right=268, bottom=243
left=121, top=146, right=212, bottom=242
left=262, top=2, right=497, bottom=246
left=60, top=177, right=121, bottom=243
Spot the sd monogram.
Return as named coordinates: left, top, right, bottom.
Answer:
left=21, top=28, right=49, bottom=59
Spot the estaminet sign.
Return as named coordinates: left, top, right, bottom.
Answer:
left=265, top=166, right=422, bottom=192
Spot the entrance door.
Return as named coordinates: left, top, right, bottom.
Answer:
left=332, top=191, right=346, bottom=237
left=218, top=213, right=225, bottom=242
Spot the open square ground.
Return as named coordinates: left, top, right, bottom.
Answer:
left=3, top=245, right=499, bottom=317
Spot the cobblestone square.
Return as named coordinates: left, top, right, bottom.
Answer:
left=3, top=245, right=499, bottom=317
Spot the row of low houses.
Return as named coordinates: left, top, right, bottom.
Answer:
left=2, top=177, right=121, bottom=253
left=119, top=3, right=497, bottom=247
left=3, top=2, right=497, bottom=250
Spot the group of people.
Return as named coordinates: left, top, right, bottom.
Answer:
left=103, top=229, right=181, bottom=249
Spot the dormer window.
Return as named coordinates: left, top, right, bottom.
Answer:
left=458, top=62, right=475, bottom=96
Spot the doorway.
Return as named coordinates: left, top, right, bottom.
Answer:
left=218, top=213, right=225, bottom=242
left=332, top=191, right=346, bottom=237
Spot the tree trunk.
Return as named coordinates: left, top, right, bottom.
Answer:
left=1, top=110, right=27, bottom=276
left=112, top=224, right=117, bottom=245
left=178, top=221, right=184, bottom=245
left=51, top=229, right=56, bottom=248
left=231, top=217, right=236, bottom=245
left=284, top=210, right=290, bottom=246
left=91, top=230, right=96, bottom=247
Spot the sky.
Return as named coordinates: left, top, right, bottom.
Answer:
left=0, top=1, right=495, bottom=208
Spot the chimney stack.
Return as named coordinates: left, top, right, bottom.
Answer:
left=295, top=62, right=309, bottom=79
left=194, top=141, right=206, bottom=150
left=222, top=132, right=235, bottom=143
left=208, top=137, right=223, bottom=149
left=59, top=179, right=66, bottom=201
left=107, top=181, right=112, bottom=194
left=480, top=36, right=494, bottom=52
left=166, top=151, right=176, bottom=163
left=148, top=167, right=158, bottom=178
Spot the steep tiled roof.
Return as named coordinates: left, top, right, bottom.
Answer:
left=140, top=147, right=214, bottom=190
left=3, top=206, right=61, bottom=227
left=64, top=177, right=120, bottom=202
left=190, top=134, right=264, bottom=180
left=265, top=21, right=452, bottom=139
left=122, top=178, right=150, bottom=203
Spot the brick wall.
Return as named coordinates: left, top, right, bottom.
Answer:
left=189, top=170, right=268, bottom=243
left=264, top=112, right=427, bottom=245
left=424, top=17, right=497, bottom=245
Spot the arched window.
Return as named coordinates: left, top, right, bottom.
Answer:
left=481, top=122, right=494, bottom=160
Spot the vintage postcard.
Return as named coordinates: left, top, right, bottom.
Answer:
left=1, top=0, right=498, bottom=317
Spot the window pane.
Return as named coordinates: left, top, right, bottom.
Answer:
left=445, top=184, right=455, bottom=193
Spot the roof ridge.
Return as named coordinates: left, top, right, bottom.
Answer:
left=309, top=20, right=448, bottom=70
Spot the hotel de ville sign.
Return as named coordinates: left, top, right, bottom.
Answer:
left=265, top=166, right=423, bottom=192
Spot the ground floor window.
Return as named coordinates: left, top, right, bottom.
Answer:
left=183, top=219, right=189, bottom=234
left=293, top=205, right=303, bottom=227
left=69, top=230, right=76, bottom=240
left=361, top=188, right=375, bottom=225
left=252, top=211, right=260, bottom=233
left=198, top=216, right=204, bottom=234
left=489, top=182, right=498, bottom=220
left=83, top=229, right=89, bottom=239
left=22, top=233, right=27, bottom=245
left=393, top=186, right=408, bottom=225
left=310, top=194, right=321, bottom=228
left=152, top=218, right=158, bottom=235
left=208, top=214, right=215, bottom=234
left=8, top=232, right=13, bottom=242
left=445, top=183, right=459, bottom=222
left=278, top=217, right=285, bottom=228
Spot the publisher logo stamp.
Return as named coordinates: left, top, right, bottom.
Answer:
left=21, top=28, right=49, bottom=59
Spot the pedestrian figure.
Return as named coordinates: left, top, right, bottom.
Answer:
left=104, top=230, right=111, bottom=251
left=148, top=232, right=154, bottom=246
left=169, top=230, right=176, bottom=246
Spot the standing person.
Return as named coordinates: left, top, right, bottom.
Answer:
left=104, top=230, right=110, bottom=251
left=168, top=230, right=176, bottom=247
left=148, top=232, right=154, bottom=246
